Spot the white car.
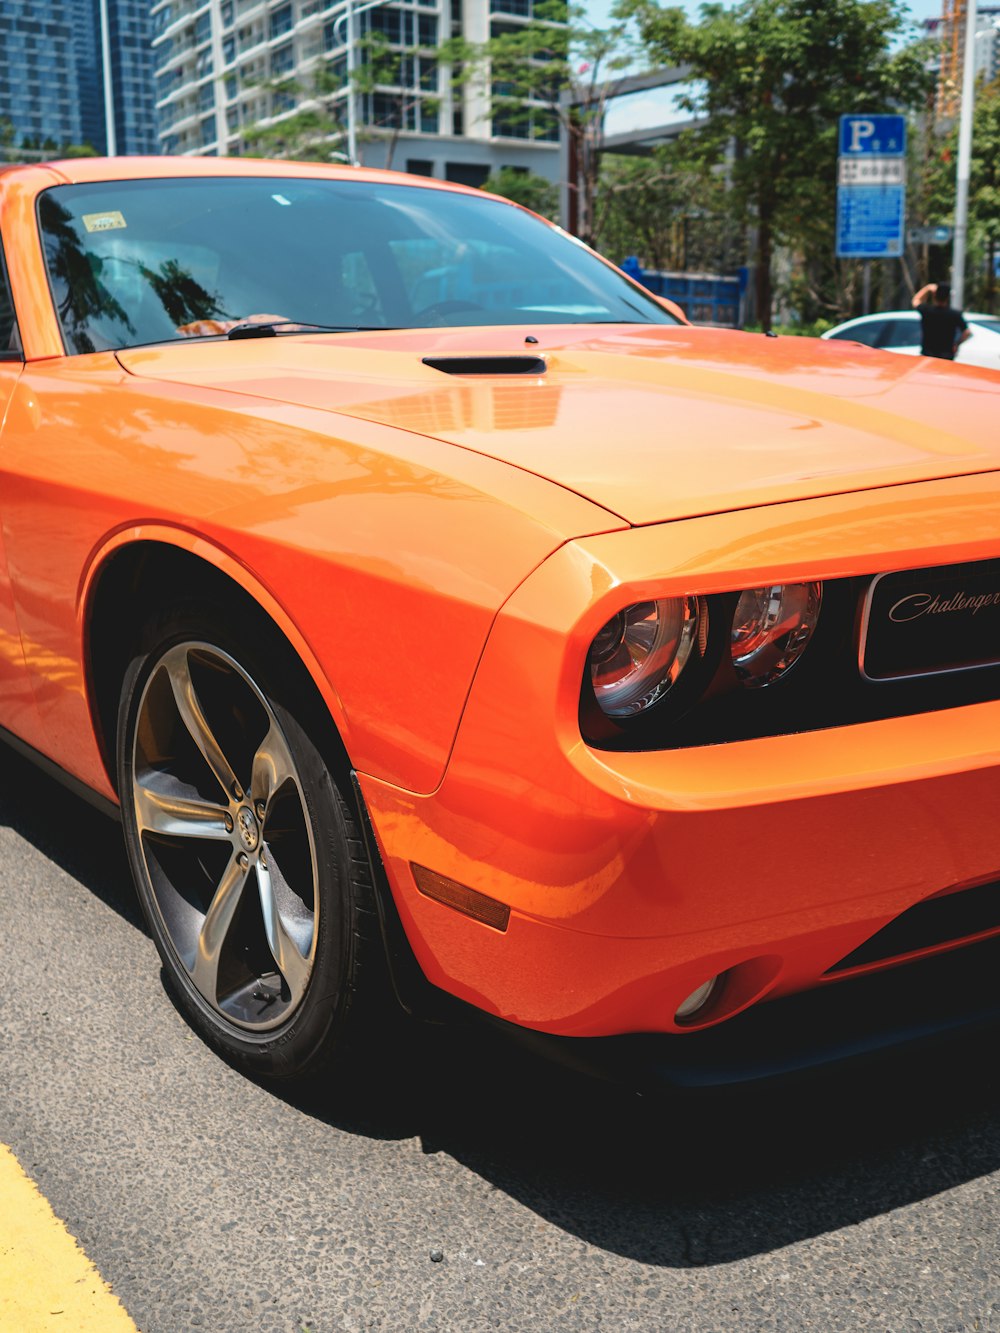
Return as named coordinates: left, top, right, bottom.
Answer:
left=821, top=309, right=1000, bottom=370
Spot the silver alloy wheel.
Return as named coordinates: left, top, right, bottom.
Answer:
left=130, top=641, right=319, bottom=1033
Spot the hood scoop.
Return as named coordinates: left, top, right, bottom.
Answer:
left=421, top=355, right=547, bottom=377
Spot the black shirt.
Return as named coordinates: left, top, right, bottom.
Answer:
left=917, top=304, right=967, bottom=359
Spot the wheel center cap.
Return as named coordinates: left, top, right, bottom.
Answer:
left=236, top=806, right=260, bottom=852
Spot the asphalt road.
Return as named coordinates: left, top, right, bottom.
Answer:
left=2, top=744, right=1000, bottom=1333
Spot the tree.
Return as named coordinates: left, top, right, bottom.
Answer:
left=480, top=166, right=558, bottom=219
left=352, top=31, right=441, bottom=171
left=0, top=122, right=96, bottom=162
left=596, top=141, right=731, bottom=270
left=240, top=68, right=346, bottom=162
left=442, top=2, right=635, bottom=245
left=620, top=0, right=932, bottom=329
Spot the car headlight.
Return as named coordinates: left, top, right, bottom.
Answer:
left=730, top=582, right=822, bottom=687
left=588, top=597, right=700, bottom=717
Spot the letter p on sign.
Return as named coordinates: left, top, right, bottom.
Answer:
left=848, top=119, right=875, bottom=153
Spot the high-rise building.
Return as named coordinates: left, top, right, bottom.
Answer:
left=929, top=4, right=1000, bottom=120
left=0, top=0, right=157, bottom=156
left=0, top=1, right=86, bottom=148
left=151, top=0, right=562, bottom=183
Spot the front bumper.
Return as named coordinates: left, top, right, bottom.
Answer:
left=361, top=475, right=1000, bottom=1042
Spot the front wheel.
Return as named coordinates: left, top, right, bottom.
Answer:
left=117, top=606, right=381, bottom=1082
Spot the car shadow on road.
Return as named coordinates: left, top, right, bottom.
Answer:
left=0, top=740, right=145, bottom=932
left=408, top=1020, right=1000, bottom=1267
left=6, top=739, right=1000, bottom=1270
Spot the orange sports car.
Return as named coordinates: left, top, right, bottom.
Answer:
left=3, top=154, right=1000, bottom=1089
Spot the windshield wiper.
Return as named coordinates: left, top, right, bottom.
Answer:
left=227, top=320, right=393, bottom=340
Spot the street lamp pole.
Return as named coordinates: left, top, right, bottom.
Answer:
left=333, top=0, right=393, bottom=166
left=98, top=0, right=117, bottom=156
left=345, top=1, right=358, bottom=165
left=952, top=0, right=978, bottom=309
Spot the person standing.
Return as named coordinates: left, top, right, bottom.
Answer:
left=911, top=282, right=971, bottom=361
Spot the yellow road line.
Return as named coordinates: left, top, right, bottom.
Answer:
left=0, top=1143, right=138, bottom=1332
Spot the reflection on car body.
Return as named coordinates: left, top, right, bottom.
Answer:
left=1, top=155, right=1000, bottom=1091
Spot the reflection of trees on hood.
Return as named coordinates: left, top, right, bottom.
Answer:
left=138, top=259, right=225, bottom=326
left=38, top=196, right=133, bottom=353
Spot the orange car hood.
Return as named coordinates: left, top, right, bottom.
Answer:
left=119, top=324, right=1000, bottom=526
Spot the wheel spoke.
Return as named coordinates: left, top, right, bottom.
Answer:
left=134, top=782, right=231, bottom=841
left=190, top=854, right=250, bottom=1000
left=255, top=858, right=310, bottom=1006
left=164, top=645, right=241, bottom=800
left=252, top=721, right=300, bottom=807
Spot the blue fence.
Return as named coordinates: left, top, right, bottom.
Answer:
left=621, top=258, right=745, bottom=327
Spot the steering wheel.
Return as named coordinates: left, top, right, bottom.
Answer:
left=414, top=299, right=484, bottom=321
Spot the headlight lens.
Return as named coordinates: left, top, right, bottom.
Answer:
left=731, top=582, right=822, bottom=687
left=589, top=597, right=700, bottom=717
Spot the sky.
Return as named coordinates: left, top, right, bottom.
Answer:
left=591, top=0, right=950, bottom=136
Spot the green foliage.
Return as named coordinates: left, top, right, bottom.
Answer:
left=619, top=0, right=934, bottom=328
left=352, top=32, right=441, bottom=170
left=744, top=317, right=836, bottom=337
left=480, top=167, right=558, bottom=219
left=240, top=68, right=346, bottom=162
left=596, top=142, right=733, bottom=270
left=0, top=120, right=97, bottom=161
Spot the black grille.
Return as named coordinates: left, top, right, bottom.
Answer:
left=827, top=879, right=1000, bottom=973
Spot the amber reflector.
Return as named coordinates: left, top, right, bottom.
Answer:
left=411, top=864, right=511, bottom=932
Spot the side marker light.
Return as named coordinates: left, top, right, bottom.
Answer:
left=412, top=864, right=511, bottom=932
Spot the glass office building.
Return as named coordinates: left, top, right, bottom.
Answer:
left=0, top=0, right=158, bottom=155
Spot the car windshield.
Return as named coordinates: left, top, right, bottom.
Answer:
left=38, top=176, right=678, bottom=354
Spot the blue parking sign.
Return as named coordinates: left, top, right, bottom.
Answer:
left=839, top=114, right=906, bottom=157
left=837, top=114, right=907, bottom=258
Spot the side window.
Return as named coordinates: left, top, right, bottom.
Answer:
left=0, top=244, right=21, bottom=359
left=878, top=319, right=919, bottom=349
left=829, top=321, right=882, bottom=347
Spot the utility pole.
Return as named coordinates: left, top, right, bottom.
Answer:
left=952, top=0, right=978, bottom=308
left=99, top=0, right=116, bottom=155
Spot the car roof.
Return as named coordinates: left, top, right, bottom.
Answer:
left=2, top=154, right=488, bottom=200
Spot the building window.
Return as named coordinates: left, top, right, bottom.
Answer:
left=271, top=42, right=294, bottom=74
left=223, top=35, right=236, bottom=63
left=445, top=162, right=490, bottom=187
left=270, top=4, right=293, bottom=39
left=221, top=1, right=234, bottom=27
left=369, top=8, right=403, bottom=42
left=407, top=158, right=435, bottom=176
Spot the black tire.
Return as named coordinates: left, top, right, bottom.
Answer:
left=116, top=600, right=383, bottom=1083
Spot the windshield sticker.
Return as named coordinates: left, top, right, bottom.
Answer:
left=82, top=211, right=127, bottom=233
